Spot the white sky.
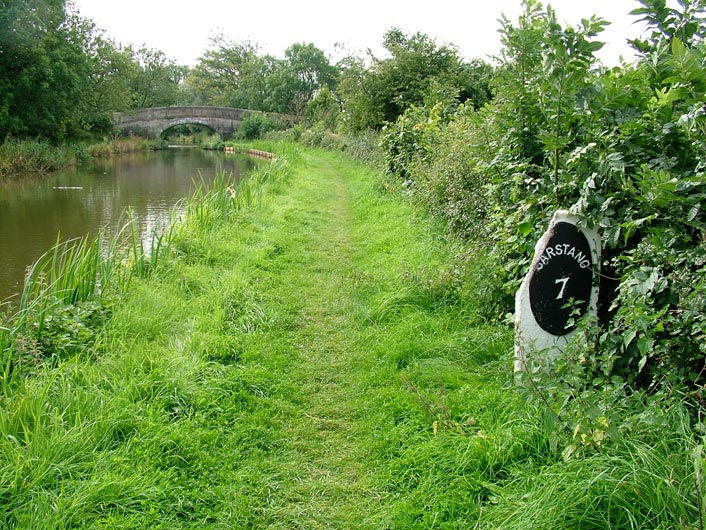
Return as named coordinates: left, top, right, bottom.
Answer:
left=70, top=0, right=651, bottom=67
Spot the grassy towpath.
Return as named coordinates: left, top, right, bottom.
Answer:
left=2, top=146, right=513, bottom=529
left=103, top=146, right=512, bottom=528
left=188, top=148, right=507, bottom=527
left=226, top=149, right=400, bottom=524
left=5, top=146, right=698, bottom=529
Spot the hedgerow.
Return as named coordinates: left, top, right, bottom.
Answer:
left=382, top=0, right=706, bottom=397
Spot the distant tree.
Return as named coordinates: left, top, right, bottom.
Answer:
left=457, top=58, right=494, bottom=110
left=185, top=39, right=337, bottom=115
left=82, top=32, right=137, bottom=114
left=336, top=28, right=494, bottom=131
left=185, top=37, right=271, bottom=109
left=266, top=43, right=337, bottom=114
left=129, top=47, right=189, bottom=108
left=335, top=54, right=383, bottom=131
left=375, top=28, right=462, bottom=122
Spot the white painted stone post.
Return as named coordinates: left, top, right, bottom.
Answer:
left=514, top=210, right=601, bottom=373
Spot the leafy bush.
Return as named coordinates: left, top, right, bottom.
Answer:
left=86, top=135, right=156, bottom=157
left=304, top=85, right=340, bottom=130
left=381, top=0, right=706, bottom=394
left=411, top=103, right=496, bottom=240
left=380, top=103, right=445, bottom=183
left=199, top=134, right=223, bottom=150
left=342, top=129, right=384, bottom=167
left=298, top=122, right=326, bottom=146
left=239, top=113, right=275, bottom=140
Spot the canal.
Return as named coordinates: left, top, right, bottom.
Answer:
left=0, top=147, right=255, bottom=304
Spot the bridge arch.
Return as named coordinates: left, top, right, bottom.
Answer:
left=159, top=118, right=219, bottom=138
left=115, top=106, right=301, bottom=139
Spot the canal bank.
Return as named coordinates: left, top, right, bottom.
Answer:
left=0, top=145, right=697, bottom=529
left=1, top=144, right=503, bottom=527
left=0, top=146, right=254, bottom=302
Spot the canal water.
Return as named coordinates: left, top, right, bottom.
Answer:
left=0, top=147, right=255, bottom=304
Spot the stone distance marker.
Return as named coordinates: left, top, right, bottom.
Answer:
left=514, top=210, right=601, bottom=373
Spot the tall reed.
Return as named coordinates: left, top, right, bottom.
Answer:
left=118, top=208, right=178, bottom=290
left=184, top=156, right=287, bottom=231
left=0, top=212, right=177, bottom=389
left=0, top=139, right=75, bottom=178
left=86, top=136, right=163, bottom=157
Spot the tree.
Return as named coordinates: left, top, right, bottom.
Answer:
left=129, top=47, right=189, bottom=108
left=185, top=37, right=271, bottom=109
left=81, top=32, right=138, bottom=115
left=0, top=0, right=184, bottom=140
left=336, top=28, right=494, bottom=131
left=305, top=85, right=340, bottom=129
left=335, top=54, right=382, bottom=131
left=270, top=43, right=337, bottom=114
left=185, top=39, right=337, bottom=115
left=0, top=0, right=91, bottom=140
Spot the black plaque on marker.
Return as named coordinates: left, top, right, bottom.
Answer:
left=528, top=222, right=593, bottom=336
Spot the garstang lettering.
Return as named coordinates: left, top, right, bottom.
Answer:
left=535, top=243, right=590, bottom=272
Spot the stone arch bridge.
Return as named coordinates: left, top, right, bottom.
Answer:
left=115, top=106, right=299, bottom=139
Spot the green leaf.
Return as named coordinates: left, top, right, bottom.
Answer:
left=638, top=355, right=648, bottom=373
left=637, top=336, right=650, bottom=355
left=623, top=328, right=638, bottom=349
left=687, top=203, right=701, bottom=222
left=671, top=36, right=688, bottom=58
left=518, top=221, right=533, bottom=237
left=663, top=86, right=690, bottom=103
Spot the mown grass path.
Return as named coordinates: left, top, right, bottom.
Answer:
left=144, top=147, right=509, bottom=528
left=222, top=147, right=491, bottom=526
left=234, top=151, right=389, bottom=526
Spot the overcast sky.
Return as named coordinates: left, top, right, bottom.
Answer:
left=70, top=0, right=652, bottom=67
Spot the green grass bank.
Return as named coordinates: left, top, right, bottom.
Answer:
left=0, top=137, right=166, bottom=179
left=0, top=145, right=700, bottom=528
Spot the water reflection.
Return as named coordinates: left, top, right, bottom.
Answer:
left=0, top=147, right=254, bottom=303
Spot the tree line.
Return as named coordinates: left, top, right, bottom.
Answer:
left=0, top=0, right=493, bottom=143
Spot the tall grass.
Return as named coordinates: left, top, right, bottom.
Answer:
left=0, top=147, right=287, bottom=527
left=20, top=235, right=103, bottom=309
left=0, top=139, right=76, bottom=178
left=86, top=136, right=164, bottom=157
left=120, top=208, right=177, bottom=288
left=185, top=156, right=288, bottom=231
left=0, top=212, right=177, bottom=390
left=477, top=406, right=699, bottom=529
left=198, top=134, right=223, bottom=151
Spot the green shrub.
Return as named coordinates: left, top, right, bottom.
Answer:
left=380, top=0, right=706, bottom=395
left=199, top=134, right=223, bottom=150
left=304, top=86, right=340, bottom=130
left=379, top=103, right=445, bottom=183
left=239, top=113, right=275, bottom=140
